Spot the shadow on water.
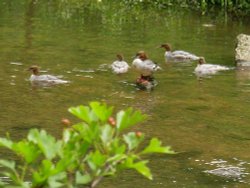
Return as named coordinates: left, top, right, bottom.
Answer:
left=25, top=0, right=36, bottom=49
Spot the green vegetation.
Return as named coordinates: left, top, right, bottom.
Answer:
left=119, top=0, right=250, bottom=11
left=52, top=0, right=249, bottom=16
left=0, top=102, right=175, bottom=188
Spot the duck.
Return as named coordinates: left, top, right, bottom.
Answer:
left=132, top=51, right=161, bottom=77
left=132, top=51, right=161, bottom=91
left=111, top=54, right=130, bottom=74
left=160, top=43, right=200, bottom=63
left=194, top=57, right=231, bottom=76
left=28, top=65, right=70, bottom=86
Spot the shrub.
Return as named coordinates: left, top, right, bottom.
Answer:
left=0, top=101, right=175, bottom=188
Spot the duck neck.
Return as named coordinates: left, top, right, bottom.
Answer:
left=165, top=46, right=171, bottom=52
left=32, top=69, right=39, bottom=75
left=139, top=54, right=148, bottom=61
left=117, top=55, right=123, bottom=61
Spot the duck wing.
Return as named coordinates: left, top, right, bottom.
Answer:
left=172, top=50, right=200, bottom=61
left=195, top=65, right=216, bottom=75
left=143, top=60, right=161, bottom=71
left=111, top=61, right=129, bottom=74
left=36, top=75, right=69, bottom=84
left=201, top=64, right=230, bottom=71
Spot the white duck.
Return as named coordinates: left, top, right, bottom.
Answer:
left=111, top=54, right=130, bottom=74
left=194, top=57, right=231, bottom=76
left=28, top=65, right=70, bottom=86
left=160, top=43, right=200, bottom=63
left=132, top=51, right=161, bottom=77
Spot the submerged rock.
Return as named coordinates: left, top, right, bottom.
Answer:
left=235, top=34, right=250, bottom=66
left=204, top=166, right=248, bottom=179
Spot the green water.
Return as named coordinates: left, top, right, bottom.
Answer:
left=1, top=1, right=250, bottom=187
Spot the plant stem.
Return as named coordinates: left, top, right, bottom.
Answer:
left=21, top=162, right=28, bottom=181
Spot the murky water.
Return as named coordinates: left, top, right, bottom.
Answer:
left=1, top=1, right=250, bottom=187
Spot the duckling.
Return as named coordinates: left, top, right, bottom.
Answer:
left=28, top=65, right=70, bottom=86
left=160, top=43, right=200, bottom=63
left=194, top=57, right=231, bottom=76
left=111, top=54, right=130, bottom=74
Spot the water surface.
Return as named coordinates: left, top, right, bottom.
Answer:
left=1, top=1, right=250, bottom=187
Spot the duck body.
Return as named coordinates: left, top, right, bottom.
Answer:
left=132, top=51, right=160, bottom=91
left=195, top=64, right=231, bottom=76
left=194, top=58, right=231, bottom=76
left=111, top=60, right=130, bottom=74
left=165, top=50, right=200, bottom=63
left=160, top=43, right=200, bottom=63
left=30, top=74, right=69, bottom=84
left=132, top=51, right=161, bottom=76
left=28, top=66, right=70, bottom=86
left=111, top=54, right=130, bottom=74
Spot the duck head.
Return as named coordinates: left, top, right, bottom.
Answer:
left=116, top=54, right=124, bottom=61
left=28, top=65, right=39, bottom=75
left=160, top=43, right=171, bottom=51
left=198, top=57, right=206, bottom=65
left=135, top=51, right=148, bottom=61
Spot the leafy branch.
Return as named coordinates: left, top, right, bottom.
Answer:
left=0, top=101, right=175, bottom=188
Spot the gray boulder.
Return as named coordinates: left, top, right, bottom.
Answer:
left=235, top=34, right=250, bottom=66
left=204, top=166, right=248, bottom=179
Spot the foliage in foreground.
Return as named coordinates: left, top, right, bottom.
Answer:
left=0, top=102, right=175, bottom=188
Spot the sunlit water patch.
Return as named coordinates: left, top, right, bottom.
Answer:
left=194, top=158, right=250, bottom=183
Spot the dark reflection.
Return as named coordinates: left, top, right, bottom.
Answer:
left=24, top=0, right=36, bottom=49
left=235, top=66, right=250, bottom=84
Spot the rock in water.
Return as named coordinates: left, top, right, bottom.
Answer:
left=235, top=34, right=250, bottom=66
left=204, top=166, right=247, bottom=179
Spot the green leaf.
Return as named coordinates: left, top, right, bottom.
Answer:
left=13, top=141, right=41, bottom=164
left=106, top=154, right=127, bottom=165
left=73, top=122, right=100, bottom=143
left=0, top=160, right=20, bottom=184
left=123, top=132, right=144, bottom=151
left=87, top=151, right=107, bottom=172
left=121, top=158, right=152, bottom=180
left=68, top=105, right=92, bottom=124
left=142, top=138, right=175, bottom=154
left=27, top=129, right=62, bottom=160
left=62, top=129, right=72, bottom=143
left=32, top=160, right=59, bottom=187
left=55, top=157, right=74, bottom=173
left=131, top=160, right=152, bottom=180
left=0, top=138, right=13, bottom=150
left=32, top=171, right=46, bottom=187
left=0, top=160, right=16, bottom=172
left=116, top=108, right=146, bottom=132
left=0, top=180, right=5, bottom=187
left=48, top=172, right=66, bottom=188
left=90, top=101, right=113, bottom=122
left=100, top=124, right=114, bottom=145
left=110, top=139, right=126, bottom=154
left=76, top=171, right=92, bottom=185
left=0, top=183, right=4, bottom=187
left=40, top=160, right=54, bottom=175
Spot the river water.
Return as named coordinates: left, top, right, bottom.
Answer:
left=0, top=1, right=250, bottom=187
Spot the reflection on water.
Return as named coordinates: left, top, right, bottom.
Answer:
left=0, top=1, right=250, bottom=187
left=236, top=66, right=250, bottom=82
